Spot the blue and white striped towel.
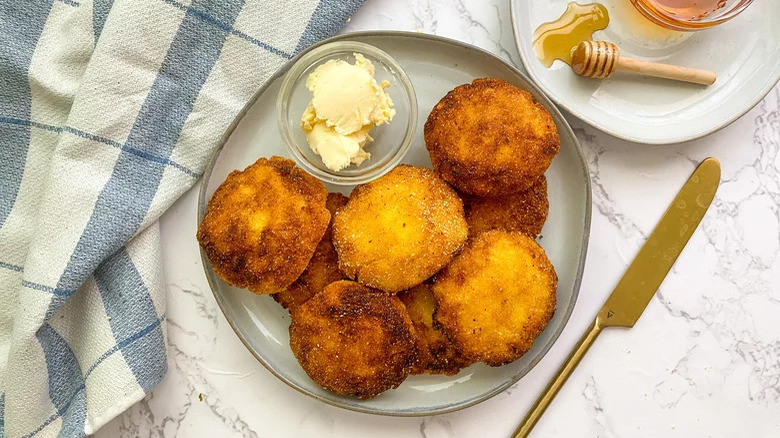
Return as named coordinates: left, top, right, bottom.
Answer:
left=0, top=0, right=364, bottom=436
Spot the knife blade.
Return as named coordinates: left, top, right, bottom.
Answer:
left=597, top=156, right=720, bottom=328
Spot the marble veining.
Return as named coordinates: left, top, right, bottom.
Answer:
left=96, top=1, right=780, bottom=437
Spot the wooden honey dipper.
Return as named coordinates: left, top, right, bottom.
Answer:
left=571, top=41, right=716, bottom=86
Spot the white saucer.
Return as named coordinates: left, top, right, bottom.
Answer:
left=510, top=0, right=780, bottom=144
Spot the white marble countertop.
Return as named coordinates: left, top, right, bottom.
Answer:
left=97, top=0, right=780, bottom=436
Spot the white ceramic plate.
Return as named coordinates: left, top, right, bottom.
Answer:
left=197, top=32, right=591, bottom=416
left=510, top=0, right=780, bottom=144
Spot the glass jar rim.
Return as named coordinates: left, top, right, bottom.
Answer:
left=629, top=0, right=754, bottom=31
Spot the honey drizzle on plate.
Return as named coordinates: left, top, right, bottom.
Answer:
left=533, top=2, right=610, bottom=68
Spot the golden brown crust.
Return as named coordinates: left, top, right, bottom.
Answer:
left=462, top=176, right=549, bottom=237
left=424, top=78, right=559, bottom=196
left=274, top=193, right=349, bottom=310
left=332, top=165, right=469, bottom=292
left=196, top=156, right=329, bottom=294
left=431, top=231, right=557, bottom=366
left=398, top=283, right=472, bottom=375
left=289, top=280, right=418, bottom=399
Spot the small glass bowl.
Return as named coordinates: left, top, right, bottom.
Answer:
left=277, top=42, right=417, bottom=185
left=629, top=0, right=754, bottom=31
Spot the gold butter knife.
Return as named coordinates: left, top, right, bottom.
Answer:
left=513, top=157, right=721, bottom=438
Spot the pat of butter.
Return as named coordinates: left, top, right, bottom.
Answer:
left=300, top=53, right=395, bottom=171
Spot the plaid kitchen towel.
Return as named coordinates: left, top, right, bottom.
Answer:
left=0, top=0, right=364, bottom=436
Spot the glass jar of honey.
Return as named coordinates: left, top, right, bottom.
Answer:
left=630, top=0, right=754, bottom=31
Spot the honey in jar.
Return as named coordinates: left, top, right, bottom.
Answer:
left=630, top=0, right=752, bottom=30
left=638, top=0, right=727, bottom=21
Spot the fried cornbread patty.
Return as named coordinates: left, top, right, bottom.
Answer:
left=463, top=176, right=549, bottom=237
left=289, top=281, right=418, bottom=398
left=197, top=156, right=329, bottom=294
left=332, top=165, right=468, bottom=292
left=274, top=193, right=349, bottom=310
left=399, top=283, right=472, bottom=375
left=432, top=231, right=557, bottom=366
left=424, top=78, right=559, bottom=196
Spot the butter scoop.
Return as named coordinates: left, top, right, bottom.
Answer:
left=300, top=53, right=395, bottom=171
left=305, top=123, right=372, bottom=171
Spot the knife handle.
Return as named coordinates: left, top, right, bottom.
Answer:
left=512, top=319, right=605, bottom=438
